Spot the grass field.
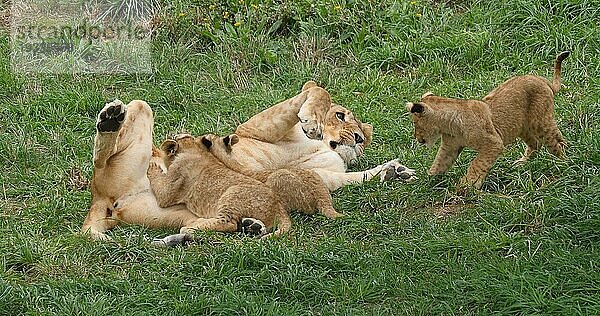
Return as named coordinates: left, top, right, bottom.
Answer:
left=1, top=0, right=600, bottom=314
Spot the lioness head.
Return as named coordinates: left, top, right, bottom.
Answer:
left=322, top=105, right=373, bottom=166
left=406, top=99, right=441, bottom=148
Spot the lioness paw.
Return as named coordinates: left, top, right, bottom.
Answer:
left=380, top=159, right=418, bottom=182
left=151, top=233, right=194, bottom=247
left=298, top=109, right=323, bottom=140
left=239, top=218, right=267, bottom=237
left=97, top=99, right=127, bottom=133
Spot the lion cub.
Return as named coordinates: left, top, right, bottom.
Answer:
left=202, top=133, right=342, bottom=219
left=148, top=134, right=340, bottom=238
left=406, top=51, right=570, bottom=190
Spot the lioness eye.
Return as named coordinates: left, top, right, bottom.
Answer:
left=335, top=112, right=345, bottom=121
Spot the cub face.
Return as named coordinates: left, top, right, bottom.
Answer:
left=406, top=101, right=441, bottom=148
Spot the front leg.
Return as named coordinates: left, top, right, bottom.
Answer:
left=313, top=159, right=417, bottom=192
left=461, top=145, right=503, bottom=190
left=428, top=140, right=463, bottom=175
left=235, top=81, right=331, bottom=143
left=297, top=84, right=331, bottom=140
left=147, top=163, right=182, bottom=208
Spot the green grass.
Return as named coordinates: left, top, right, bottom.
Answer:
left=1, top=0, right=600, bottom=314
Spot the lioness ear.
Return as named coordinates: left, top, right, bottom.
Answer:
left=223, top=134, right=239, bottom=147
left=302, top=80, right=318, bottom=91
left=361, top=123, right=373, bottom=147
left=201, top=136, right=212, bottom=148
left=160, top=140, right=178, bottom=156
left=406, top=102, right=426, bottom=114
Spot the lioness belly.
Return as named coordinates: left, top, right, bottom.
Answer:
left=228, top=138, right=345, bottom=172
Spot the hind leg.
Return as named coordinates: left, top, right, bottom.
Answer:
left=180, top=186, right=270, bottom=234
left=544, top=125, right=567, bottom=158
left=82, top=100, right=154, bottom=240
left=514, top=135, right=541, bottom=165
left=312, top=182, right=343, bottom=219
left=529, top=98, right=566, bottom=159
left=261, top=206, right=292, bottom=239
left=461, top=141, right=503, bottom=190
left=113, top=192, right=198, bottom=230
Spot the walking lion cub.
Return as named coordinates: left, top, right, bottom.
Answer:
left=406, top=51, right=570, bottom=190
left=148, top=133, right=341, bottom=238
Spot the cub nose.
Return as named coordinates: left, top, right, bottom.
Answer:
left=354, top=133, right=364, bottom=144
left=329, top=141, right=339, bottom=149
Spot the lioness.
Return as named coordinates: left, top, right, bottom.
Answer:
left=406, top=51, right=569, bottom=190
left=221, top=81, right=417, bottom=191
left=82, top=82, right=415, bottom=240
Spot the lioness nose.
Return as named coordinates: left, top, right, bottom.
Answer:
left=354, top=133, right=364, bottom=144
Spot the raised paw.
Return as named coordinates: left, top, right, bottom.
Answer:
left=151, top=233, right=194, bottom=247
left=239, top=218, right=268, bottom=237
left=97, top=99, right=127, bottom=133
left=298, top=108, right=323, bottom=140
left=380, top=159, right=418, bottom=182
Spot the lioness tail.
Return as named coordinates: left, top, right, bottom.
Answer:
left=551, top=51, right=570, bottom=94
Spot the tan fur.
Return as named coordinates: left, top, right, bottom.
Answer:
left=202, top=134, right=343, bottom=219
left=81, top=100, right=199, bottom=241
left=82, top=82, right=415, bottom=240
left=406, top=51, right=569, bottom=190
left=223, top=80, right=408, bottom=192
left=147, top=134, right=294, bottom=237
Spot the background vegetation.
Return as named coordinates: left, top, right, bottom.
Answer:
left=1, top=0, right=599, bottom=314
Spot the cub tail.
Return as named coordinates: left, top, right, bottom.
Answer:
left=551, top=51, right=570, bottom=94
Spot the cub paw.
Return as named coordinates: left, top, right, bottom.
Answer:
left=380, top=159, right=418, bottom=182
left=97, top=99, right=126, bottom=133
left=239, top=218, right=267, bottom=237
left=147, top=161, right=164, bottom=176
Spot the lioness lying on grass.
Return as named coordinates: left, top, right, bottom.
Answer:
left=406, top=51, right=570, bottom=190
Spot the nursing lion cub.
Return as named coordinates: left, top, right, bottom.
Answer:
left=201, top=134, right=343, bottom=220
left=148, top=133, right=341, bottom=237
left=406, top=51, right=570, bottom=190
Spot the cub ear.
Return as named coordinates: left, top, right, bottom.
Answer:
left=201, top=136, right=212, bottom=149
left=406, top=102, right=426, bottom=114
left=160, top=140, right=178, bottom=156
left=223, top=134, right=239, bottom=147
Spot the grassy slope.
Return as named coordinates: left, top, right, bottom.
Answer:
left=1, top=0, right=599, bottom=314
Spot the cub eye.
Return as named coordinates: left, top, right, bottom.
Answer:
left=299, top=118, right=308, bottom=123
left=335, top=112, right=345, bottom=121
